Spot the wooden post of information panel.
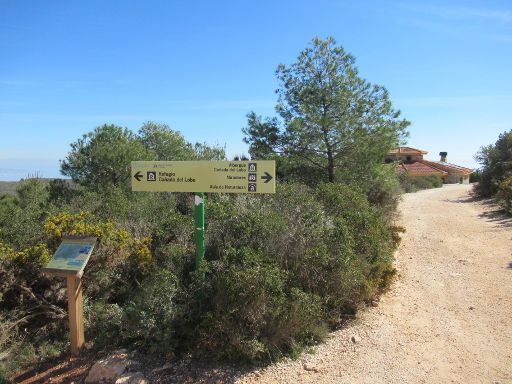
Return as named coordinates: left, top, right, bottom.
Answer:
left=66, top=276, right=85, bottom=355
left=43, top=236, right=96, bottom=356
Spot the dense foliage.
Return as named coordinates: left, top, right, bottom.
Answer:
left=473, top=129, right=512, bottom=211
left=399, top=174, right=443, bottom=193
left=497, top=176, right=512, bottom=214
left=0, top=178, right=401, bottom=372
left=0, top=39, right=407, bottom=381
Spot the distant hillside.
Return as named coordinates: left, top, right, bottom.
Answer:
left=0, top=181, right=19, bottom=195
left=0, top=179, right=74, bottom=196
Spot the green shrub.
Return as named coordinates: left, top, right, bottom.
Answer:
left=0, top=342, right=36, bottom=382
left=86, top=268, right=182, bottom=352
left=197, top=248, right=325, bottom=361
left=0, top=179, right=49, bottom=249
left=121, top=268, right=181, bottom=352
left=1, top=166, right=401, bottom=370
left=195, top=183, right=395, bottom=359
left=0, top=310, right=66, bottom=383
left=474, top=129, right=512, bottom=198
left=365, top=165, right=402, bottom=219
left=316, top=183, right=395, bottom=301
left=0, top=180, right=399, bottom=367
left=399, top=175, right=443, bottom=193
left=469, top=169, right=481, bottom=183
left=1, top=121, right=405, bottom=371
left=84, top=300, right=124, bottom=348
left=498, top=176, right=512, bottom=214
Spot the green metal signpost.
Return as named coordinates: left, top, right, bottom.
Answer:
left=194, top=192, right=205, bottom=268
left=131, top=160, right=276, bottom=269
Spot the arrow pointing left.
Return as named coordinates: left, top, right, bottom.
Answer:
left=134, top=171, right=143, bottom=182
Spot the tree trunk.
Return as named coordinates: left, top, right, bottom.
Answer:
left=322, top=121, right=335, bottom=182
left=327, top=149, right=335, bottom=182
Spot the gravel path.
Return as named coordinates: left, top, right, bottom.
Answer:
left=237, top=184, right=512, bottom=384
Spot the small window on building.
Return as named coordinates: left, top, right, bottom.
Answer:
left=406, top=156, right=412, bottom=162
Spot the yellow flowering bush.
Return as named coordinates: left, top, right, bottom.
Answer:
left=132, top=236, right=153, bottom=265
left=0, top=241, right=51, bottom=266
left=44, top=211, right=153, bottom=265
left=44, top=211, right=116, bottom=241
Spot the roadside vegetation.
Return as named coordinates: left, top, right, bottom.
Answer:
left=473, top=129, right=512, bottom=214
left=0, top=38, right=408, bottom=381
left=399, top=174, right=443, bottom=193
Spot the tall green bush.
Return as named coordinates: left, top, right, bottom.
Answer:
left=498, top=176, right=512, bottom=214
left=194, top=183, right=396, bottom=360
left=399, top=174, right=443, bottom=193
left=474, top=129, right=512, bottom=198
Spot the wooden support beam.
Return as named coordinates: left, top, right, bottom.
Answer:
left=66, top=276, right=84, bottom=355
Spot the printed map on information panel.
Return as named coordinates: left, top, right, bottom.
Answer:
left=43, top=237, right=97, bottom=277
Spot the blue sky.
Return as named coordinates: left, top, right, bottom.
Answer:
left=1, top=0, right=511, bottom=180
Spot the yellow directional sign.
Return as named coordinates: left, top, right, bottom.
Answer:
left=131, top=161, right=276, bottom=194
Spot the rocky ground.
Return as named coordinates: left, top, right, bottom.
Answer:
left=15, top=184, right=512, bottom=383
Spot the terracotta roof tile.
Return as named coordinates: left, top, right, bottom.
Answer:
left=400, top=162, right=448, bottom=176
left=421, top=160, right=473, bottom=175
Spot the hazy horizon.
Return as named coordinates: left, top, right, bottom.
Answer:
left=0, top=146, right=481, bottom=182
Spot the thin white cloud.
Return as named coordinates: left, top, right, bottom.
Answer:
left=396, top=94, right=512, bottom=108
left=425, top=6, right=512, bottom=24
left=396, top=3, right=512, bottom=42
left=401, top=3, right=512, bottom=23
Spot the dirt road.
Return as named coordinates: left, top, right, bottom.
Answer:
left=239, top=184, right=512, bottom=384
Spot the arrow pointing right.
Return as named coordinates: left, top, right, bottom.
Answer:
left=134, top=171, right=143, bottom=182
left=261, top=172, right=273, bottom=183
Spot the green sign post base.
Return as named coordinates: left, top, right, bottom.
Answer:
left=194, top=192, right=205, bottom=270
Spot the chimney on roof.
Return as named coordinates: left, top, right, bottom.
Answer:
left=440, top=152, right=447, bottom=162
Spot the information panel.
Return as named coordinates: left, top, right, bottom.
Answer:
left=131, top=161, right=276, bottom=194
left=43, top=237, right=97, bottom=277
